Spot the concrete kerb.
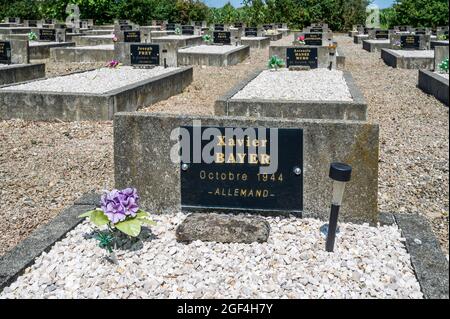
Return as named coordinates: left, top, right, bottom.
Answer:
left=0, top=63, right=45, bottom=86
left=0, top=66, right=193, bottom=121
left=381, top=49, right=435, bottom=70
left=215, top=69, right=368, bottom=121
left=418, top=70, right=449, bottom=106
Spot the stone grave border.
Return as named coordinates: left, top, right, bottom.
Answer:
left=29, top=41, right=76, bottom=60
left=381, top=49, right=434, bottom=70
left=50, top=45, right=115, bottom=63
left=362, top=39, right=390, bottom=53
left=0, top=191, right=447, bottom=299
left=0, top=66, right=193, bottom=121
left=418, top=70, right=449, bottom=106
left=214, top=68, right=367, bottom=121
left=177, top=45, right=250, bottom=67
left=0, top=63, right=45, bottom=86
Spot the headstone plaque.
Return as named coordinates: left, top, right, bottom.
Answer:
left=304, top=33, right=323, bottom=46
left=263, top=24, right=273, bottom=30
left=118, top=19, right=128, bottom=25
left=8, top=17, right=17, bottom=23
left=400, top=35, right=420, bottom=49
left=180, top=126, right=303, bottom=212
left=213, top=31, right=231, bottom=44
left=130, top=44, right=160, bottom=65
left=124, top=30, right=141, bottom=42
left=215, top=24, right=225, bottom=31
left=277, top=23, right=283, bottom=28
left=310, top=27, right=323, bottom=33
left=398, top=26, right=408, bottom=32
left=120, top=24, right=133, bottom=31
left=39, top=29, right=56, bottom=41
left=166, top=23, right=176, bottom=31
left=194, top=21, right=203, bottom=27
left=0, top=41, right=12, bottom=64
left=245, top=27, right=258, bottom=37
left=415, top=30, right=425, bottom=35
left=375, top=30, right=389, bottom=39
left=27, top=20, right=38, bottom=27
left=181, top=25, right=194, bottom=35
left=286, top=47, right=318, bottom=68
left=234, top=22, right=243, bottom=28
left=45, top=19, right=53, bottom=25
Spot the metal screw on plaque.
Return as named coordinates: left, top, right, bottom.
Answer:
left=181, top=163, right=189, bottom=171
left=293, top=166, right=302, bottom=175
left=324, top=162, right=352, bottom=252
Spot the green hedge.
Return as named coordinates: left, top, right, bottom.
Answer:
left=1, top=0, right=448, bottom=31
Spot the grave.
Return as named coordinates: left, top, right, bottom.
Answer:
left=381, top=35, right=434, bottom=69
left=276, top=23, right=290, bottom=36
left=151, top=34, right=203, bottom=48
left=0, top=65, right=193, bottom=121
left=74, top=34, right=114, bottom=46
left=353, top=33, right=369, bottom=44
left=50, top=44, right=115, bottom=62
left=114, top=112, right=378, bottom=224
left=215, top=68, right=367, bottom=121
left=362, top=29, right=391, bottom=52
left=0, top=39, right=45, bottom=86
left=430, top=40, right=449, bottom=49
left=177, top=44, right=250, bottom=67
left=241, top=36, right=270, bottom=49
left=418, top=46, right=449, bottom=106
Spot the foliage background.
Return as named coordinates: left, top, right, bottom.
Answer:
left=0, top=0, right=448, bottom=30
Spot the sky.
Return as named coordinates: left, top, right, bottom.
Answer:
left=204, top=0, right=395, bottom=9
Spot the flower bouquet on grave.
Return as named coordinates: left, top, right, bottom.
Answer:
left=112, top=34, right=118, bottom=42
left=328, top=42, right=337, bottom=56
left=106, top=60, right=121, bottom=68
left=294, top=35, right=306, bottom=46
left=202, top=34, right=212, bottom=45
left=79, top=188, right=156, bottom=264
left=175, top=27, right=182, bottom=35
left=438, top=58, right=449, bottom=73
left=268, top=55, right=284, bottom=71
left=28, top=32, right=37, bottom=41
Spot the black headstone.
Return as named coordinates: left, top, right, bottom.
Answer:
left=195, top=21, right=203, bottom=27
left=304, top=33, right=323, bottom=46
left=310, top=27, right=323, bottom=33
left=8, top=18, right=17, bottom=23
left=180, top=126, right=304, bottom=213
left=124, top=30, right=141, bottom=42
left=181, top=25, right=194, bottom=35
left=39, top=29, right=56, bottom=41
left=215, top=24, right=225, bottom=31
left=166, top=23, right=176, bottom=31
left=375, top=30, right=389, bottom=39
left=400, top=35, right=420, bottom=49
left=120, top=24, right=132, bottom=31
left=27, top=20, right=38, bottom=27
left=213, top=31, right=231, bottom=44
left=245, top=27, right=258, bottom=37
left=263, top=24, right=273, bottom=30
left=0, top=41, right=12, bottom=64
left=118, top=19, right=128, bottom=25
left=234, top=22, right=243, bottom=28
left=130, top=44, right=160, bottom=65
left=45, top=19, right=53, bottom=24
left=286, top=47, right=318, bottom=68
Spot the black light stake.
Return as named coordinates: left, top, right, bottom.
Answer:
left=325, top=162, right=352, bottom=252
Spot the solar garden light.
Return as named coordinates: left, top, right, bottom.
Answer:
left=325, top=162, right=352, bottom=252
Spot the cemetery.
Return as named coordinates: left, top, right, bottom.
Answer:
left=0, top=0, right=448, bottom=301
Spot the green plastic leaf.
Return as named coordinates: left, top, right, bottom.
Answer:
left=115, top=218, right=141, bottom=237
left=90, top=210, right=110, bottom=227
left=78, top=209, right=97, bottom=218
left=136, top=210, right=157, bottom=226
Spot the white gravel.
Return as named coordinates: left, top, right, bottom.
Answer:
left=0, top=213, right=423, bottom=299
left=241, top=37, right=268, bottom=41
left=232, top=69, right=353, bottom=101
left=1, top=66, right=179, bottom=94
left=389, top=49, right=434, bottom=58
left=179, top=44, right=244, bottom=54
left=366, top=39, right=390, bottom=44
left=29, top=41, right=69, bottom=47
left=68, top=44, right=114, bottom=50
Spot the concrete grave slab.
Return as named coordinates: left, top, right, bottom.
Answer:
left=381, top=49, right=434, bottom=69
left=50, top=44, right=115, bottom=63
left=177, top=45, right=250, bottom=67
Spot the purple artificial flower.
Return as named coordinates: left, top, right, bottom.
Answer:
left=100, top=188, right=140, bottom=224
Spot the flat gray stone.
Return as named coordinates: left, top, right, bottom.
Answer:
left=176, top=213, right=270, bottom=244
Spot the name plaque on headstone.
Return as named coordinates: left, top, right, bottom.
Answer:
left=44, top=19, right=53, bottom=25
left=118, top=19, right=128, bottom=25
left=124, top=30, right=141, bottom=42
left=166, top=23, right=176, bottom=31
left=28, top=20, right=38, bottom=27
left=120, top=24, right=133, bottom=31
left=181, top=25, right=194, bottom=35
left=130, top=44, right=160, bottom=65
left=245, top=27, right=258, bottom=37
left=286, top=47, right=318, bottom=68
left=234, top=22, right=243, bottom=28
left=398, top=26, right=408, bottom=32
left=277, top=23, right=283, bottom=28
left=39, top=29, right=56, bottom=41
left=213, top=31, right=231, bottom=44
left=400, top=35, right=420, bottom=49
left=180, top=126, right=303, bottom=212
left=310, top=27, right=323, bottom=33
left=214, top=24, right=225, bottom=31
left=0, top=41, right=12, bottom=64
left=263, top=24, right=273, bottom=30
left=304, top=33, right=323, bottom=46
left=375, top=30, right=389, bottom=39
left=8, top=18, right=17, bottom=23
left=195, top=21, right=203, bottom=27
